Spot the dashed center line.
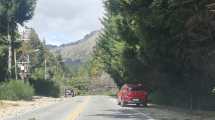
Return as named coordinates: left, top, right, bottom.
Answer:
left=66, top=96, right=91, bottom=120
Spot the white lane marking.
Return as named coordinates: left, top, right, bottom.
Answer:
left=109, top=97, right=156, bottom=120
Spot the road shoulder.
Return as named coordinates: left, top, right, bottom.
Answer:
left=0, top=96, right=66, bottom=120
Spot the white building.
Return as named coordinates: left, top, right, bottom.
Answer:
left=18, top=24, right=32, bottom=41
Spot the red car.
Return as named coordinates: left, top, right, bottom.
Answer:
left=117, top=84, right=148, bottom=107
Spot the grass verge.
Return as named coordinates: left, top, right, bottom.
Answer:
left=0, top=80, right=34, bottom=100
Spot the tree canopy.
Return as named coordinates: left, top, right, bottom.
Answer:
left=93, top=0, right=215, bottom=109
left=0, top=0, right=36, bottom=34
left=0, top=0, right=37, bottom=80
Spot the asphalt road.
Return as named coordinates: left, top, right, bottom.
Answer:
left=4, top=96, right=202, bottom=120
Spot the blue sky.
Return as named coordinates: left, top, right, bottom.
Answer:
left=28, top=0, right=105, bottom=45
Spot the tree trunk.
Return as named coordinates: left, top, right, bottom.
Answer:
left=7, top=22, right=12, bottom=79
left=190, top=94, right=193, bottom=111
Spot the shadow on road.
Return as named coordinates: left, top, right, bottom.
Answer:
left=88, top=109, right=149, bottom=120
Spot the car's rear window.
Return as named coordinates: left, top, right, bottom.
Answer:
left=129, top=86, right=145, bottom=91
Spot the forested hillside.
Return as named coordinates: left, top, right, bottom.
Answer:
left=50, top=31, right=100, bottom=66
left=92, top=0, right=215, bottom=109
left=49, top=30, right=118, bottom=95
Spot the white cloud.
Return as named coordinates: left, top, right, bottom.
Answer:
left=28, top=0, right=105, bottom=45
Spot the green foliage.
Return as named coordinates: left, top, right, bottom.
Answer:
left=0, top=80, right=34, bottom=100
left=0, top=0, right=37, bottom=80
left=67, top=63, right=91, bottom=95
left=0, top=38, right=8, bottom=81
left=0, top=0, right=36, bottom=26
left=29, top=79, right=61, bottom=98
left=93, top=14, right=127, bottom=86
left=16, top=28, right=66, bottom=98
left=93, top=0, right=215, bottom=109
left=68, top=78, right=89, bottom=95
left=31, top=67, right=45, bottom=80
left=149, top=89, right=189, bottom=107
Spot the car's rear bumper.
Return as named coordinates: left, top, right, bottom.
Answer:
left=125, top=98, right=147, bottom=104
left=127, top=100, right=146, bottom=104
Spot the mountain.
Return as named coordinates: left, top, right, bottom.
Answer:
left=48, top=30, right=118, bottom=93
left=46, top=44, right=57, bottom=49
left=49, top=30, right=101, bottom=65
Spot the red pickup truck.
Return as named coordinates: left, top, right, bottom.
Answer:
left=117, top=84, right=148, bottom=107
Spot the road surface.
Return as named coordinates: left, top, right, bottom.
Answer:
left=4, top=96, right=210, bottom=120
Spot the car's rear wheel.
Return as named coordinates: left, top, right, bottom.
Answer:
left=143, top=103, right=148, bottom=107
left=117, top=100, right=121, bottom=105
left=120, top=101, right=126, bottom=107
left=136, top=103, right=140, bottom=107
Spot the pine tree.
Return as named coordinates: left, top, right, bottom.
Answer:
left=0, top=0, right=37, bottom=79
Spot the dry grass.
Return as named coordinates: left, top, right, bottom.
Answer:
left=0, top=101, right=3, bottom=107
left=0, top=101, right=9, bottom=109
left=0, top=100, right=19, bottom=109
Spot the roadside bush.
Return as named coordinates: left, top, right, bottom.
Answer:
left=29, top=79, right=61, bottom=98
left=0, top=80, right=35, bottom=100
left=149, top=91, right=170, bottom=105
left=149, top=89, right=189, bottom=108
left=68, top=78, right=89, bottom=95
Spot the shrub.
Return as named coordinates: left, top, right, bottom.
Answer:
left=0, top=80, right=35, bottom=100
left=30, top=79, right=61, bottom=98
left=68, top=76, right=90, bottom=95
left=149, top=91, right=170, bottom=105
left=149, top=89, right=190, bottom=108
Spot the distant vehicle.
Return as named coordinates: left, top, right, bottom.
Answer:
left=117, top=84, right=148, bottom=107
left=64, top=88, right=75, bottom=97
